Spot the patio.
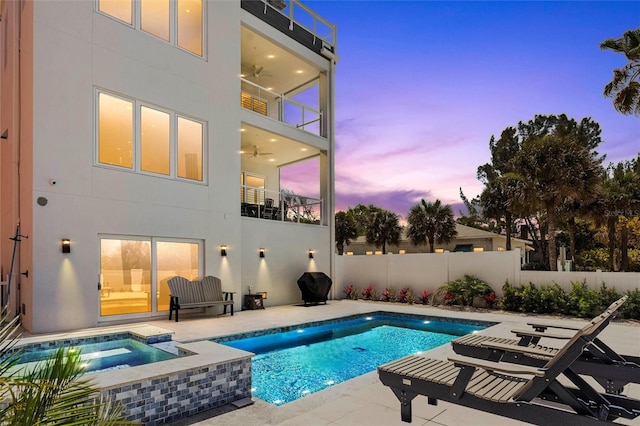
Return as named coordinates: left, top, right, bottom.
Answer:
left=22, top=301, right=640, bottom=425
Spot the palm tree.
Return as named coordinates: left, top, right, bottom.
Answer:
left=600, top=28, right=640, bottom=116
left=364, top=207, right=402, bottom=254
left=406, top=199, right=457, bottom=253
left=515, top=133, right=603, bottom=270
left=0, top=315, right=132, bottom=425
left=335, top=211, right=358, bottom=255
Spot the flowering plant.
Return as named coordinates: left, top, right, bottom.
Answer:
left=419, top=291, right=430, bottom=305
left=362, top=285, right=373, bottom=300
left=344, top=284, right=358, bottom=300
left=397, top=287, right=410, bottom=303
left=381, top=287, right=395, bottom=302
left=443, top=292, right=453, bottom=305
left=484, top=291, right=497, bottom=309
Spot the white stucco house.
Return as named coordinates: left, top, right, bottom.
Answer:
left=0, top=0, right=337, bottom=333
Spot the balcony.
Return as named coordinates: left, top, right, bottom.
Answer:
left=241, top=78, right=322, bottom=136
left=241, top=185, right=322, bottom=225
left=241, top=0, right=337, bottom=57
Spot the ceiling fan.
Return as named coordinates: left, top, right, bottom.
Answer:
left=246, top=145, right=273, bottom=159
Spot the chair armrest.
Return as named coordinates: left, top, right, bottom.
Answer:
left=448, top=355, right=546, bottom=377
left=526, top=322, right=582, bottom=332
left=478, top=341, right=554, bottom=358
left=511, top=329, right=572, bottom=340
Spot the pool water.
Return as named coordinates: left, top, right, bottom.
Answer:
left=15, top=338, right=177, bottom=374
left=221, top=314, right=487, bottom=405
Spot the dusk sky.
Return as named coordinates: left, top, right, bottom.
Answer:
left=281, top=1, right=640, bottom=219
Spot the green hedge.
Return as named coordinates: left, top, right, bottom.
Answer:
left=502, top=280, right=640, bottom=319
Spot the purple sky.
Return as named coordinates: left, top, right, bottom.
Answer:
left=281, top=1, right=640, bottom=219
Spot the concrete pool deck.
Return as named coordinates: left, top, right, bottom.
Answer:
left=22, top=300, right=640, bottom=425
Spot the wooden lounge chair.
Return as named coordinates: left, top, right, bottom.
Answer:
left=378, top=308, right=640, bottom=425
left=451, top=296, right=639, bottom=394
left=168, top=276, right=234, bottom=322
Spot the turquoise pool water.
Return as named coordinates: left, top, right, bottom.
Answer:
left=220, top=313, right=489, bottom=405
left=14, top=338, right=177, bottom=374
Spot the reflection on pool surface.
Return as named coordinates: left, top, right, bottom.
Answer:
left=14, top=338, right=177, bottom=374
left=220, top=313, right=490, bottom=405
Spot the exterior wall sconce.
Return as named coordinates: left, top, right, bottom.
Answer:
left=259, top=248, right=265, bottom=258
left=220, top=245, right=227, bottom=256
left=374, top=250, right=383, bottom=255
left=61, top=238, right=71, bottom=253
left=365, top=251, right=373, bottom=256
left=308, top=249, right=314, bottom=259
left=346, top=251, right=353, bottom=256
left=398, top=249, right=406, bottom=255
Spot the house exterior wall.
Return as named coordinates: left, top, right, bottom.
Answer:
left=1, top=1, right=335, bottom=333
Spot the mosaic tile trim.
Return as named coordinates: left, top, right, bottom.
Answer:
left=9, top=332, right=173, bottom=356
left=102, top=358, right=252, bottom=425
left=211, top=311, right=497, bottom=343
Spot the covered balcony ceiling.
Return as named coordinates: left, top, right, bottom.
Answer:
left=241, top=26, right=321, bottom=94
left=241, top=124, right=319, bottom=167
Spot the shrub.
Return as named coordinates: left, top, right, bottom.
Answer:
left=598, top=283, right=621, bottom=311
left=370, top=287, right=379, bottom=301
left=419, top=291, right=431, bottom=305
left=619, top=289, right=640, bottom=320
left=405, top=290, right=415, bottom=305
left=521, top=283, right=542, bottom=313
left=437, top=275, right=493, bottom=306
left=538, top=283, right=569, bottom=314
left=567, top=280, right=600, bottom=318
left=501, top=282, right=523, bottom=312
left=521, top=262, right=550, bottom=271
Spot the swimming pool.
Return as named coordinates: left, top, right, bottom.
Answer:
left=218, top=313, right=491, bottom=405
left=13, top=338, right=177, bottom=374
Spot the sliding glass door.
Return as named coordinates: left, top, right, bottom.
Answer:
left=99, top=236, right=202, bottom=317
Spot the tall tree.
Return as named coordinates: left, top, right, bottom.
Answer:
left=406, top=199, right=458, bottom=253
left=363, top=207, right=402, bottom=254
left=335, top=211, right=358, bottom=255
left=515, top=131, right=603, bottom=270
left=600, top=28, right=640, bottom=116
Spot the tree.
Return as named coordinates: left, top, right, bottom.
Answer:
left=335, top=211, right=358, bottom=255
left=363, top=207, right=402, bottom=254
left=406, top=199, right=458, bottom=253
left=515, top=131, right=603, bottom=270
left=600, top=28, right=640, bottom=116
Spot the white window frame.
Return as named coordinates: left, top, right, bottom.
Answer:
left=95, top=88, right=208, bottom=184
left=95, top=0, right=206, bottom=59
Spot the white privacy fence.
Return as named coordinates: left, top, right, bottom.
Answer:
left=333, top=250, right=639, bottom=297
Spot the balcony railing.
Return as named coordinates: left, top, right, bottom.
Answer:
left=241, top=79, right=323, bottom=136
left=262, top=0, right=337, bottom=50
left=241, top=185, right=322, bottom=225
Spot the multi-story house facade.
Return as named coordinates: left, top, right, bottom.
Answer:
left=0, top=0, right=337, bottom=333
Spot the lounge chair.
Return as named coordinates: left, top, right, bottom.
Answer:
left=451, top=296, right=639, bottom=394
left=378, top=307, right=640, bottom=425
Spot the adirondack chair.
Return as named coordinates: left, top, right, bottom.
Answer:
left=378, top=306, right=640, bottom=425
left=168, top=276, right=234, bottom=322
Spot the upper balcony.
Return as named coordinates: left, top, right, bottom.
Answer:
left=241, top=0, right=337, bottom=59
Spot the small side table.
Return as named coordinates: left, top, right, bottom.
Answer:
left=244, top=294, right=265, bottom=310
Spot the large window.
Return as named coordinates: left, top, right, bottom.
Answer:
left=100, top=236, right=201, bottom=317
left=97, top=91, right=206, bottom=182
left=97, top=0, right=204, bottom=57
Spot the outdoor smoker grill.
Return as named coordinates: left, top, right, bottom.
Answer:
left=297, top=272, right=332, bottom=305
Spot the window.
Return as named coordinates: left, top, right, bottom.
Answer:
left=141, top=106, right=170, bottom=175
left=100, top=236, right=202, bottom=317
left=96, top=90, right=206, bottom=182
left=98, top=92, right=134, bottom=169
left=97, top=0, right=204, bottom=57
left=141, top=0, right=170, bottom=41
left=98, top=0, right=133, bottom=25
